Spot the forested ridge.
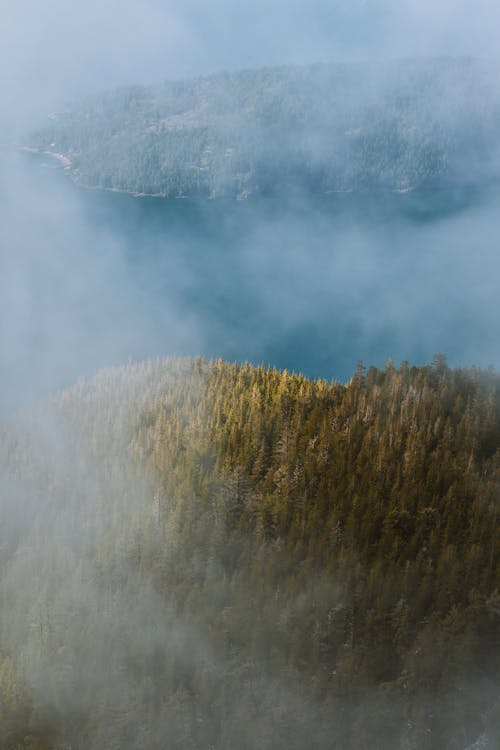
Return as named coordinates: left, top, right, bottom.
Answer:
left=0, top=356, right=499, bottom=749
left=27, top=58, right=500, bottom=198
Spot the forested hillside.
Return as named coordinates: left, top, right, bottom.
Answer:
left=0, top=357, right=499, bottom=749
left=27, top=58, right=500, bottom=198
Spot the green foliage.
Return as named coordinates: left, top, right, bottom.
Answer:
left=0, top=356, right=498, bottom=748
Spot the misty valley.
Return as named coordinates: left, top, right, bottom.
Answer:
left=1, top=58, right=499, bottom=750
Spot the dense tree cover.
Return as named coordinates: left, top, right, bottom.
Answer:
left=27, top=58, right=500, bottom=198
left=0, top=357, right=498, bottom=749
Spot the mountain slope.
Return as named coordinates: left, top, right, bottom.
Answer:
left=0, top=357, right=499, bottom=749
left=27, top=58, right=500, bottom=198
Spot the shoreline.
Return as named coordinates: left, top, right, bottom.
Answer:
left=16, top=145, right=421, bottom=199
left=16, top=144, right=493, bottom=201
left=18, top=145, right=72, bottom=170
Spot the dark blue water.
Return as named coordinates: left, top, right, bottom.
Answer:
left=2, top=150, right=499, bottom=413
left=73, top=174, right=500, bottom=376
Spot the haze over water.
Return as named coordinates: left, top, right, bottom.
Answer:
left=2, top=148, right=499, bottom=416
left=2, top=1, right=500, bottom=415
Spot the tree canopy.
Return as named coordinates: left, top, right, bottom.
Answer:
left=0, top=356, right=498, bottom=749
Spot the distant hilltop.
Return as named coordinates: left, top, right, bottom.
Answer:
left=27, top=58, right=500, bottom=198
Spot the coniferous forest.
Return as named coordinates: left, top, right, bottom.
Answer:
left=1, top=356, right=498, bottom=750
left=4, top=3, right=500, bottom=750
left=27, top=58, right=500, bottom=198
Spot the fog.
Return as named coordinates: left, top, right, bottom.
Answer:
left=2, top=146, right=500, bottom=415
left=0, top=150, right=203, bottom=414
left=3, top=0, right=500, bottom=135
left=2, top=2, right=500, bottom=412
left=1, top=3, right=499, bottom=749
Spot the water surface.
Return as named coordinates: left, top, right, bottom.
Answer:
left=2, top=150, right=499, bottom=412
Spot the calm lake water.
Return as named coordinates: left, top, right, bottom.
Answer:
left=2, top=150, right=499, bottom=410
